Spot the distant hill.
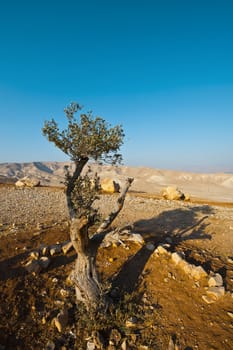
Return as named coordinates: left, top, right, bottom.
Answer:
left=0, top=161, right=69, bottom=186
left=0, top=161, right=233, bottom=202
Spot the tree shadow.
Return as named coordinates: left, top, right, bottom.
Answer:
left=0, top=226, right=109, bottom=282
left=133, top=205, right=213, bottom=244
left=110, top=205, right=214, bottom=296
left=0, top=251, right=77, bottom=282
left=0, top=251, right=28, bottom=281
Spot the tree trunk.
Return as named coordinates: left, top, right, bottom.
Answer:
left=70, top=217, right=103, bottom=310
left=66, top=157, right=89, bottom=218
left=69, top=178, right=134, bottom=311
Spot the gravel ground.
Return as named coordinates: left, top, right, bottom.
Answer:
left=0, top=185, right=206, bottom=226
left=0, top=186, right=68, bottom=225
left=0, top=185, right=232, bottom=226
left=1, top=185, right=233, bottom=257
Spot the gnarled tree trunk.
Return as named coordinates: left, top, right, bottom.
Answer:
left=69, top=178, right=134, bottom=311
left=70, top=217, right=103, bottom=310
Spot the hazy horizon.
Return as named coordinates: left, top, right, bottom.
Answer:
left=0, top=1, right=232, bottom=173
left=0, top=160, right=233, bottom=175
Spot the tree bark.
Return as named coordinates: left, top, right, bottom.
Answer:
left=70, top=217, right=103, bottom=310
left=66, top=157, right=88, bottom=218
left=68, top=171, right=134, bottom=310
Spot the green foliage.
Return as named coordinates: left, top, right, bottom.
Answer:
left=67, top=166, right=101, bottom=220
left=73, top=292, right=161, bottom=349
left=42, top=102, right=124, bottom=164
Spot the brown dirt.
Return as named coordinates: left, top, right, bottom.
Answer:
left=0, top=185, right=233, bottom=349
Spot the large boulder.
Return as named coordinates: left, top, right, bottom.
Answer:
left=100, top=178, right=120, bottom=193
left=15, top=177, right=40, bottom=188
left=161, top=186, right=185, bottom=200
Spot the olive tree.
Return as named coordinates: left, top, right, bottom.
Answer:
left=42, top=102, right=133, bottom=311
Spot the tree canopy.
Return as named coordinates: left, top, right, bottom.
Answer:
left=42, top=102, right=124, bottom=165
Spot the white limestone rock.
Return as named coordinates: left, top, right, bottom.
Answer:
left=208, top=273, right=223, bottom=287
left=161, top=186, right=185, bottom=200
left=171, top=252, right=183, bottom=265
left=206, top=286, right=225, bottom=300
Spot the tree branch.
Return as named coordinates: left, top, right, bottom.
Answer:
left=96, top=177, right=134, bottom=233
left=70, top=216, right=89, bottom=255
left=66, top=157, right=88, bottom=218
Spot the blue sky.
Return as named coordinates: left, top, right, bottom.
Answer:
left=0, top=0, right=232, bottom=172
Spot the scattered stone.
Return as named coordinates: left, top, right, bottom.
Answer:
left=206, top=286, right=225, bottom=300
left=86, top=341, right=95, bottom=350
left=39, top=244, right=49, bottom=255
left=168, top=272, right=173, bottom=279
left=24, top=259, right=42, bottom=273
left=123, top=232, right=144, bottom=244
left=171, top=252, right=183, bottom=265
left=190, top=265, right=208, bottom=280
left=60, top=289, right=69, bottom=298
left=100, top=178, right=120, bottom=193
left=178, top=260, right=207, bottom=280
left=155, top=245, right=170, bottom=255
left=50, top=244, right=62, bottom=256
left=37, top=222, right=43, bottom=230
left=178, top=260, right=190, bottom=273
left=208, top=273, right=223, bottom=287
left=15, top=180, right=25, bottom=188
left=101, top=230, right=144, bottom=248
left=202, top=295, right=216, bottom=304
left=161, top=186, right=185, bottom=201
left=227, top=312, right=233, bottom=319
left=39, top=256, right=50, bottom=269
left=29, top=251, right=40, bottom=259
left=53, top=307, right=68, bottom=332
left=15, top=177, right=40, bottom=188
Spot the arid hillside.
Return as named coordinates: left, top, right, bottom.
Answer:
left=0, top=163, right=233, bottom=349
left=0, top=161, right=233, bottom=202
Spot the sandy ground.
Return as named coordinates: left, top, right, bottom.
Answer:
left=0, top=183, right=233, bottom=349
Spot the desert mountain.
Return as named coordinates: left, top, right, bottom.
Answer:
left=0, top=161, right=233, bottom=202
